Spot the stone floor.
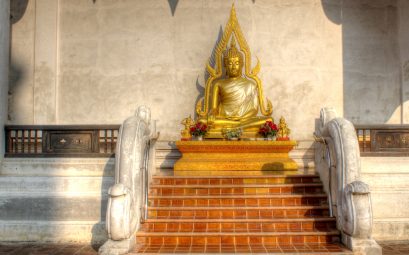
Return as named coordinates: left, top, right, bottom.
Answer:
left=378, top=240, right=409, bottom=255
left=0, top=243, right=100, bottom=255
left=0, top=240, right=407, bottom=254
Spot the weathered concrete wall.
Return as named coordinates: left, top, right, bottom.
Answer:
left=399, top=0, right=409, bottom=123
left=9, top=0, right=34, bottom=124
left=8, top=0, right=406, bottom=139
left=0, top=158, right=115, bottom=243
left=0, top=0, right=10, bottom=162
left=342, top=0, right=401, bottom=124
left=360, top=157, right=409, bottom=240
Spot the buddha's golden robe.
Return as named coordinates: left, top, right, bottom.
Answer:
left=215, top=77, right=259, bottom=120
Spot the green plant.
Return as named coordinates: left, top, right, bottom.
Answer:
left=222, top=128, right=242, bottom=140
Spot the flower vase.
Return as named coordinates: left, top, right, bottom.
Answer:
left=264, top=135, right=275, bottom=141
left=194, top=135, right=203, bottom=141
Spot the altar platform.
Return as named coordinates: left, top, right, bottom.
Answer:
left=174, top=140, right=298, bottom=171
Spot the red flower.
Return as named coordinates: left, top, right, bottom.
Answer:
left=259, top=120, right=278, bottom=138
left=190, top=122, right=208, bottom=137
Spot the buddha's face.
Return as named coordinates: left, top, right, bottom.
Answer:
left=225, top=56, right=242, bottom=78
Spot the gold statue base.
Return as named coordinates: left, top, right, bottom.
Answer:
left=205, top=128, right=261, bottom=139
left=174, top=140, right=298, bottom=171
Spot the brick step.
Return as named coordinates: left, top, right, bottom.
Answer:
left=141, top=218, right=336, bottom=232
left=135, top=230, right=341, bottom=246
left=149, top=183, right=324, bottom=196
left=149, top=194, right=328, bottom=207
left=152, top=175, right=321, bottom=185
left=132, top=243, right=352, bottom=254
left=148, top=206, right=330, bottom=219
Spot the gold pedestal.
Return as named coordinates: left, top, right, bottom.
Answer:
left=205, top=128, right=260, bottom=139
left=174, top=140, right=298, bottom=171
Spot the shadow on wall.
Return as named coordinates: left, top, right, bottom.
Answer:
left=8, top=59, right=24, bottom=122
left=321, top=0, right=402, bottom=124
left=10, top=0, right=28, bottom=24
left=91, top=160, right=114, bottom=250
left=194, top=26, right=224, bottom=120
left=167, top=0, right=256, bottom=17
left=9, top=0, right=29, bottom=122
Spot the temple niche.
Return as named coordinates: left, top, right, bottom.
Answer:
left=2, top=0, right=409, bottom=253
left=174, top=5, right=298, bottom=172
left=191, top=5, right=274, bottom=139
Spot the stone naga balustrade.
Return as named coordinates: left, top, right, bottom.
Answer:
left=99, top=106, right=157, bottom=255
left=315, top=107, right=381, bottom=255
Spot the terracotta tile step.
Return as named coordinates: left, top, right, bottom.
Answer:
left=132, top=243, right=352, bottom=254
left=141, top=218, right=336, bottom=232
left=149, top=183, right=324, bottom=196
left=152, top=176, right=321, bottom=185
left=149, top=194, right=328, bottom=207
left=144, top=217, right=335, bottom=223
left=135, top=230, right=341, bottom=246
left=148, top=206, right=330, bottom=219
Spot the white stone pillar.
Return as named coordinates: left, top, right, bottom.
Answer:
left=0, top=1, right=10, bottom=162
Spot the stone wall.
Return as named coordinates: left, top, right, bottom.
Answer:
left=0, top=158, right=114, bottom=243
left=8, top=0, right=407, bottom=140
left=0, top=0, right=9, bottom=162
left=342, top=0, right=402, bottom=124
left=361, top=157, right=409, bottom=240
left=399, top=0, right=409, bottom=123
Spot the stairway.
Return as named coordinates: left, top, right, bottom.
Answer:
left=131, top=170, right=351, bottom=254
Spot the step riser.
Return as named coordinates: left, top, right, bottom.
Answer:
left=152, top=177, right=321, bottom=185
left=0, top=196, right=106, bottom=221
left=150, top=186, right=324, bottom=196
left=148, top=208, right=330, bottom=219
left=141, top=221, right=336, bottom=232
left=149, top=197, right=328, bottom=207
left=137, top=235, right=340, bottom=246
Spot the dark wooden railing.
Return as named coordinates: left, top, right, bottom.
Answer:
left=5, top=125, right=120, bottom=157
left=355, top=124, right=409, bottom=156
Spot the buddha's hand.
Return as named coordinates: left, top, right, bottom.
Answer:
left=207, top=114, right=215, bottom=126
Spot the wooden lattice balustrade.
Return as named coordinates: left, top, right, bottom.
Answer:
left=355, top=124, right=409, bottom=156
left=4, top=125, right=120, bottom=157
left=4, top=124, right=409, bottom=158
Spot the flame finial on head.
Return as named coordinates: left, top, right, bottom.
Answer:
left=223, top=36, right=243, bottom=65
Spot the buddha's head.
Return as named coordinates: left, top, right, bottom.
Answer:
left=224, top=37, right=243, bottom=78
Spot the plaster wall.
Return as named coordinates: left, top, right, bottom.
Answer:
left=0, top=0, right=10, bottom=162
left=9, top=0, right=35, bottom=124
left=398, top=0, right=409, bottom=123
left=8, top=0, right=405, bottom=140
left=342, top=0, right=402, bottom=124
left=360, top=157, right=409, bottom=240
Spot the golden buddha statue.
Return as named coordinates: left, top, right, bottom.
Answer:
left=194, top=5, right=273, bottom=139
left=180, top=115, right=194, bottom=140
left=277, top=116, right=291, bottom=140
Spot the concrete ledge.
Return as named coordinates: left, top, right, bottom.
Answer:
left=361, top=157, right=409, bottom=173
left=1, top=158, right=115, bottom=177
left=0, top=220, right=107, bottom=243
left=0, top=176, right=113, bottom=194
left=371, top=192, right=409, bottom=218
left=373, top=219, right=409, bottom=240
left=0, top=195, right=107, bottom=221
left=360, top=157, right=409, bottom=241
left=361, top=173, right=409, bottom=190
